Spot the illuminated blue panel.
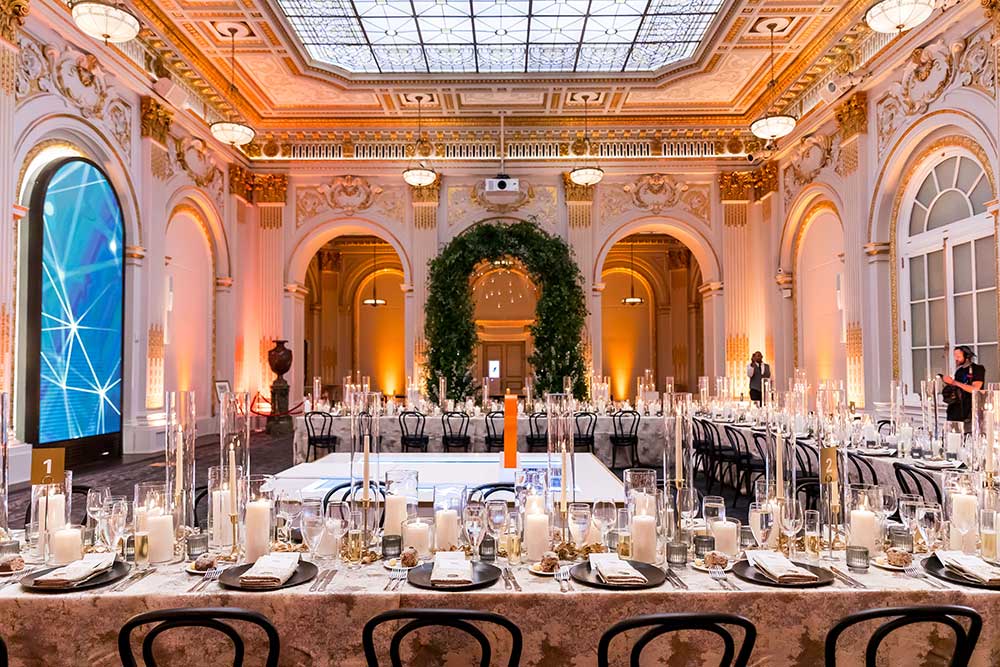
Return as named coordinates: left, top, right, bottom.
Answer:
left=38, top=160, right=123, bottom=444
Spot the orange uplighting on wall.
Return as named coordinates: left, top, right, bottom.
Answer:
left=601, top=271, right=652, bottom=402
left=357, top=272, right=405, bottom=397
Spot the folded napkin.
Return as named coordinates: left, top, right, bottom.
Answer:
left=430, top=551, right=473, bottom=587
left=239, top=552, right=299, bottom=589
left=746, top=550, right=818, bottom=584
left=935, top=551, right=1000, bottom=585
left=589, top=553, right=648, bottom=585
left=35, top=553, right=116, bottom=588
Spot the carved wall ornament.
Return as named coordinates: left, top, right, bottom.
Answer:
left=957, top=30, right=995, bottom=97
left=296, top=188, right=326, bottom=226
left=782, top=133, right=836, bottom=204
left=447, top=183, right=555, bottom=230
left=835, top=91, right=868, bottom=140
left=106, top=98, right=131, bottom=163
left=561, top=172, right=595, bottom=203
left=14, top=34, right=46, bottom=99
left=718, top=170, right=753, bottom=201
left=835, top=140, right=859, bottom=177
left=150, top=143, right=174, bottom=182
left=470, top=178, right=535, bottom=213
left=624, top=173, right=687, bottom=213
left=373, top=185, right=406, bottom=225
left=0, top=0, right=29, bottom=45
left=318, top=175, right=382, bottom=214
left=45, top=45, right=109, bottom=118
left=409, top=174, right=441, bottom=204
left=140, top=96, right=172, bottom=146
left=228, top=164, right=253, bottom=201
left=254, top=173, right=288, bottom=204
left=174, top=136, right=224, bottom=208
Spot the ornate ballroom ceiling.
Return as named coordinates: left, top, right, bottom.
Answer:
left=129, top=0, right=870, bottom=133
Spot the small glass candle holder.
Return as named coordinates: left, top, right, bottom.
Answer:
left=49, top=523, right=83, bottom=565
left=384, top=469, right=419, bottom=538
left=739, top=526, right=756, bottom=553
left=242, top=474, right=275, bottom=564
left=0, top=540, right=19, bottom=557
left=381, top=534, right=402, bottom=560
left=845, top=545, right=870, bottom=571
left=432, top=485, right=466, bottom=551
left=667, top=542, right=688, bottom=565
left=694, top=534, right=716, bottom=558
left=134, top=482, right=174, bottom=564
left=708, top=518, right=741, bottom=558
left=186, top=532, right=209, bottom=560
left=402, top=516, right=433, bottom=559
left=888, top=525, right=914, bottom=553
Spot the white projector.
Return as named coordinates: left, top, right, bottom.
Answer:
left=485, top=177, right=519, bottom=192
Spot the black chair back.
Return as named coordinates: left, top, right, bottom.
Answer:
left=469, top=482, right=515, bottom=503
left=442, top=411, right=471, bottom=438
left=485, top=411, right=504, bottom=440
left=323, top=481, right=387, bottom=527
left=574, top=411, right=597, bottom=438
left=597, top=613, right=756, bottom=667
left=893, top=462, right=944, bottom=504
left=363, top=608, right=522, bottom=667
left=118, top=607, right=280, bottom=667
left=724, top=425, right=751, bottom=457
left=528, top=412, right=547, bottom=439
left=305, top=411, right=336, bottom=439
left=795, top=439, right=820, bottom=478
left=876, top=419, right=892, bottom=435
left=612, top=410, right=640, bottom=439
left=750, top=432, right=770, bottom=463
left=825, top=605, right=981, bottom=667
left=194, top=486, right=209, bottom=526
left=846, top=451, right=879, bottom=486
left=399, top=411, right=426, bottom=437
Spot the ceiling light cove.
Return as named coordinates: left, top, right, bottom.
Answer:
left=275, top=0, right=726, bottom=74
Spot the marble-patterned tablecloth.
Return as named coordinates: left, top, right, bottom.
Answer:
left=1, top=556, right=997, bottom=666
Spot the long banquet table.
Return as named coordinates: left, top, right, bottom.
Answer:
left=2, top=556, right=997, bottom=666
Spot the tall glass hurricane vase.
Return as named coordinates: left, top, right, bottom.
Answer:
left=165, top=390, right=197, bottom=535
left=221, top=391, right=251, bottom=481
left=351, top=391, right=382, bottom=547
left=546, top=393, right=574, bottom=527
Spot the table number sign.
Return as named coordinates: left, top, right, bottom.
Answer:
left=31, top=447, right=65, bottom=485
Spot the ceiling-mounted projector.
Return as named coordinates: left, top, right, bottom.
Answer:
left=485, top=175, right=519, bottom=192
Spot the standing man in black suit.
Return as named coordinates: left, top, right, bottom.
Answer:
left=746, top=351, right=771, bottom=405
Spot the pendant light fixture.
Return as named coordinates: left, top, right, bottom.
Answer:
left=750, top=22, right=796, bottom=142
left=621, top=237, right=644, bottom=306
left=864, top=0, right=934, bottom=33
left=71, top=1, right=140, bottom=44
left=569, top=93, right=604, bottom=187
left=402, top=94, right=438, bottom=188
left=210, top=27, right=256, bottom=147
left=362, top=242, right=386, bottom=307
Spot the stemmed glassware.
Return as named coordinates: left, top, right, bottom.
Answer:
left=702, top=495, right=726, bottom=525
left=678, top=487, right=701, bottom=540
left=898, top=494, right=923, bottom=535
left=916, top=503, right=943, bottom=550
left=323, top=502, right=347, bottom=564
left=463, top=502, right=487, bottom=561
left=300, top=501, right=326, bottom=564
left=568, top=503, right=592, bottom=546
left=104, top=499, right=129, bottom=559
left=275, top=489, right=303, bottom=544
left=749, top=501, right=774, bottom=548
left=592, top=498, right=617, bottom=548
left=486, top=501, right=508, bottom=553
left=87, top=486, right=111, bottom=548
left=780, top=499, right=804, bottom=559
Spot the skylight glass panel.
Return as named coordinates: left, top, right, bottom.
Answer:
left=276, top=0, right=725, bottom=73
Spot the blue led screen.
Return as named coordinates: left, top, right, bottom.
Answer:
left=38, top=160, right=123, bottom=444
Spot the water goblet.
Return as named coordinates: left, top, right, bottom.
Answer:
left=592, top=498, right=617, bottom=548
left=275, top=489, right=303, bottom=544
left=916, top=503, right=943, bottom=551
left=780, top=499, right=804, bottom=559
left=678, top=487, right=701, bottom=538
left=749, top=501, right=774, bottom=548
left=486, top=500, right=508, bottom=548
left=87, top=487, right=111, bottom=548
left=702, top=495, right=726, bottom=525
left=300, top=501, right=326, bottom=564
left=463, top=503, right=487, bottom=561
left=568, top=502, right=592, bottom=547
left=104, top=499, right=129, bottom=560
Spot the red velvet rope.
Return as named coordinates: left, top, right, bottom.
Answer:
left=249, top=391, right=305, bottom=417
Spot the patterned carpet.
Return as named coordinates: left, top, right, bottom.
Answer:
left=9, top=431, right=293, bottom=529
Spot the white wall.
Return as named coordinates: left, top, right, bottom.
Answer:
left=797, top=212, right=847, bottom=387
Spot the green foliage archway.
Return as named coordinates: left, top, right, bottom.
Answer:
left=424, top=219, right=588, bottom=402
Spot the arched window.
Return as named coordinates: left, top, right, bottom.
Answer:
left=23, top=158, right=124, bottom=459
left=900, top=150, right=996, bottom=396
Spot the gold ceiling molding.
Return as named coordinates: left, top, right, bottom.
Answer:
left=561, top=172, right=595, bottom=204
left=228, top=163, right=253, bottom=201
left=0, top=0, right=28, bottom=46
left=835, top=91, right=867, bottom=141
left=140, top=96, right=173, bottom=146
left=254, top=173, right=288, bottom=205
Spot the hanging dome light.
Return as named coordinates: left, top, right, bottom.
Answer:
left=569, top=94, right=604, bottom=186
left=621, top=237, right=644, bottom=306
left=362, top=242, right=386, bottom=307
left=864, top=0, right=934, bottom=33
left=403, top=95, right=438, bottom=187
left=71, top=1, right=140, bottom=44
left=750, top=22, right=796, bottom=141
left=210, top=27, right=255, bottom=147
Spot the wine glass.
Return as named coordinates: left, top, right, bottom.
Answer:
left=323, top=502, right=347, bottom=565
left=780, top=499, right=804, bottom=560
left=749, top=501, right=774, bottom=548
left=104, top=499, right=129, bottom=560
left=678, top=487, right=701, bottom=536
left=87, top=487, right=111, bottom=547
left=898, top=494, right=923, bottom=532
left=702, top=495, right=726, bottom=525
left=592, top=498, right=617, bottom=548
left=879, top=487, right=898, bottom=522
left=300, top=501, right=326, bottom=564
left=568, top=502, right=592, bottom=546
left=916, top=503, right=943, bottom=550
left=275, top=489, right=303, bottom=544
left=486, top=501, right=508, bottom=550
left=463, top=503, right=487, bottom=561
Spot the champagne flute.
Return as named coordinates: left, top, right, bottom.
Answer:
left=592, top=499, right=617, bottom=548
left=749, top=501, right=774, bottom=548
left=104, top=499, right=128, bottom=561
left=87, top=487, right=111, bottom=548
left=463, top=503, right=487, bottom=561
left=568, top=502, right=592, bottom=547
left=780, top=499, right=804, bottom=560
left=300, top=501, right=326, bottom=564
left=506, top=511, right=523, bottom=566
left=616, top=508, right=632, bottom=558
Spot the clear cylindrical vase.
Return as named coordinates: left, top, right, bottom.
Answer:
left=165, top=390, right=197, bottom=536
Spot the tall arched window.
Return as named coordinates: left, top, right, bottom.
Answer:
left=23, top=158, right=124, bottom=461
left=900, top=150, right=996, bottom=396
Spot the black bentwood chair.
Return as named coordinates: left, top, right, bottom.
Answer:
left=526, top=412, right=548, bottom=452
left=824, top=605, right=982, bottom=667
left=399, top=411, right=430, bottom=453
left=304, top=411, right=339, bottom=461
left=893, top=462, right=944, bottom=505
left=573, top=411, right=598, bottom=453
left=323, top=481, right=387, bottom=528
left=597, top=613, right=757, bottom=667
left=118, top=607, right=280, bottom=667
left=610, top=410, right=641, bottom=469
left=469, top=482, right=516, bottom=503
left=363, top=609, right=523, bottom=667
left=484, top=411, right=505, bottom=452
left=442, top=411, right=473, bottom=452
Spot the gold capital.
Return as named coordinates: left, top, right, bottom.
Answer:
left=561, top=172, right=595, bottom=203
left=140, top=96, right=173, bottom=146
left=254, top=173, right=288, bottom=204
left=0, top=0, right=28, bottom=45
left=835, top=92, right=867, bottom=141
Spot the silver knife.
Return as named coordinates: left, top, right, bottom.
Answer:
left=506, top=567, right=522, bottom=592
left=501, top=568, right=512, bottom=590
left=118, top=567, right=157, bottom=592
left=309, top=568, right=330, bottom=592
left=664, top=565, right=688, bottom=590
left=319, top=568, right=338, bottom=592
left=830, top=566, right=867, bottom=589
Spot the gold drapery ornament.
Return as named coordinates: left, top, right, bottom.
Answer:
left=409, top=173, right=441, bottom=204
left=140, top=96, right=172, bottom=146
left=835, top=92, right=868, bottom=140
left=561, top=172, right=595, bottom=203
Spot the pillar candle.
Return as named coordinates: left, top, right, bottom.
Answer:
left=384, top=495, right=409, bottom=537
left=849, top=509, right=878, bottom=554
left=244, top=499, right=272, bottom=563
left=630, top=515, right=657, bottom=563
left=524, top=512, right=550, bottom=562
left=211, top=489, right=233, bottom=545
left=434, top=509, right=459, bottom=550
left=710, top=520, right=739, bottom=557
left=504, top=392, right=518, bottom=468
left=403, top=519, right=431, bottom=556
left=362, top=435, right=371, bottom=502
left=946, top=432, right=963, bottom=457
left=51, top=527, right=82, bottom=565
left=43, top=493, right=66, bottom=533
left=147, top=514, right=175, bottom=563
left=525, top=494, right=545, bottom=515
left=674, top=414, right=684, bottom=483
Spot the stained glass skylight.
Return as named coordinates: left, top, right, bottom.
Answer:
left=276, top=0, right=725, bottom=74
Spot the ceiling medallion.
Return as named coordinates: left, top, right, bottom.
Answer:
left=71, top=1, right=140, bottom=44
left=750, top=22, right=796, bottom=142
left=569, top=93, right=604, bottom=187
left=864, top=0, right=935, bottom=33
left=403, top=93, right=438, bottom=188
left=210, top=27, right=255, bottom=147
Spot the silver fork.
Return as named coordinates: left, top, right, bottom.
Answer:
left=384, top=567, right=405, bottom=590
left=504, top=567, right=522, bottom=592
left=309, top=568, right=330, bottom=592
left=391, top=568, right=405, bottom=591
left=559, top=566, right=575, bottom=591
left=709, top=566, right=738, bottom=590
left=904, top=564, right=947, bottom=589
left=554, top=568, right=569, bottom=593
left=190, top=568, right=221, bottom=593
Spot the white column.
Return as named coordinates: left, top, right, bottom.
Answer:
left=283, top=283, right=309, bottom=406
left=863, top=243, right=893, bottom=402
left=590, top=282, right=605, bottom=376
left=699, top=282, right=725, bottom=379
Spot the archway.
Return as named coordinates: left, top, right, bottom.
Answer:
left=425, top=219, right=587, bottom=400
left=599, top=233, right=703, bottom=400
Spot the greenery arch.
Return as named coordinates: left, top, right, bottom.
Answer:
left=424, top=219, right=588, bottom=401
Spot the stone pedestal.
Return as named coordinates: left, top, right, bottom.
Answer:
left=267, top=379, right=292, bottom=435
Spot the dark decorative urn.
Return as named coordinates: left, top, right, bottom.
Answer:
left=266, top=340, right=294, bottom=435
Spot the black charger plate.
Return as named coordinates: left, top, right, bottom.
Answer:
left=923, top=554, right=1000, bottom=590
left=568, top=561, right=666, bottom=590
left=732, top=560, right=834, bottom=588
left=407, top=562, right=502, bottom=591
left=218, top=560, right=318, bottom=591
left=21, top=560, right=130, bottom=593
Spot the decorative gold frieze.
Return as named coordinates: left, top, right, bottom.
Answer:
left=723, top=202, right=747, bottom=227
left=229, top=164, right=254, bottom=201
left=145, top=324, right=164, bottom=410
left=0, top=48, right=14, bottom=96
left=835, top=141, right=859, bottom=177
left=259, top=206, right=283, bottom=230
left=846, top=321, right=865, bottom=407
left=0, top=0, right=29, bottom=45
left=254, top=173, right=288, bottom=204
left=140, top=96, right=172, bottom=146
left=561, top=172, right=595, bottom=203
left=835, top=92, right=867, bottom=141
